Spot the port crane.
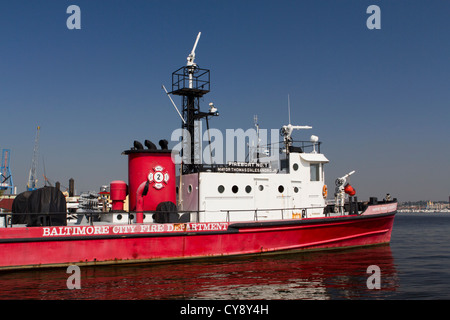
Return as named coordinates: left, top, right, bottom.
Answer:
left=0, top=149, right=14, bottom=194
left=27, top=126, right=40, bottom=191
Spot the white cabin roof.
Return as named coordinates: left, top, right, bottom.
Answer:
left=299, top=153, right=329, bottom=163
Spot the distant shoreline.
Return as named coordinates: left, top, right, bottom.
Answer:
left=398, top=210, right=450, bottom=213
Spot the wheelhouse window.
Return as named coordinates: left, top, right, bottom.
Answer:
left=310, top=163, right=321, bottom=181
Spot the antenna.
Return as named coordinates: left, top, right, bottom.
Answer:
left=27, top=126, right=40, bottom=191
left=162, top=85, right=186, bottom=124
left=186, top=32, right=202, bottom=89
left=254, top=114, right=260, bottom=144
left=187, top=32, right=201, bottom=67
left=288, top=94, right=291, bottom=124
left=279, top=96, right=313, bottom=154
left=251, top=115, right=262, bottom=162
left=280, top=96, right=312, bottom=140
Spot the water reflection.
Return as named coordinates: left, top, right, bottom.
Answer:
left=0, top=245, right=398, bottom=300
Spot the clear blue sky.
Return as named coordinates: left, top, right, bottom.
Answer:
left=1, top=0, right=449, bottom=201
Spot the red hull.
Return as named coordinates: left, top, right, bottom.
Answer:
left=0, top=208, right=396, bottom=270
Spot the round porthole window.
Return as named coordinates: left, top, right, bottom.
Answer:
left=232, top=185, right=239, bottom=193
left=258, top=185, right=264, bottom=191
left=294, top=187, right=299, bottom=193
left=245, top=185, right=252, bottom=193
left=293, top=163, right=299, bottom=171
left=218, top=185, right=225, bottom=193
left=278, top=185, right=284, bottom=193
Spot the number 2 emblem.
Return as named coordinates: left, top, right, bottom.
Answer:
left=148, top=166, right=170, bottom=190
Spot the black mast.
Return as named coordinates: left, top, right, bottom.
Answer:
left=170, top=32, right=216, bottom=174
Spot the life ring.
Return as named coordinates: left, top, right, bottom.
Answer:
left=322, top=185, right=328, bottom=198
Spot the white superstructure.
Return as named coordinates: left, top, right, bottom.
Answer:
left=179, top=135, right=329, bottom=222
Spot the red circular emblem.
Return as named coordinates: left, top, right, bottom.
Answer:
left=148, top=166, right=170, bottom=190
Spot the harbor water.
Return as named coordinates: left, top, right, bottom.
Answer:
left=0, top=212, right=449, bottom=300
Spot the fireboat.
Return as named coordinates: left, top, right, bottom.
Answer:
left=0, top=33, right=396, bottom=270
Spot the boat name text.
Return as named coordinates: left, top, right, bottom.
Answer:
left=42, top=222, right=228, bottom=237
